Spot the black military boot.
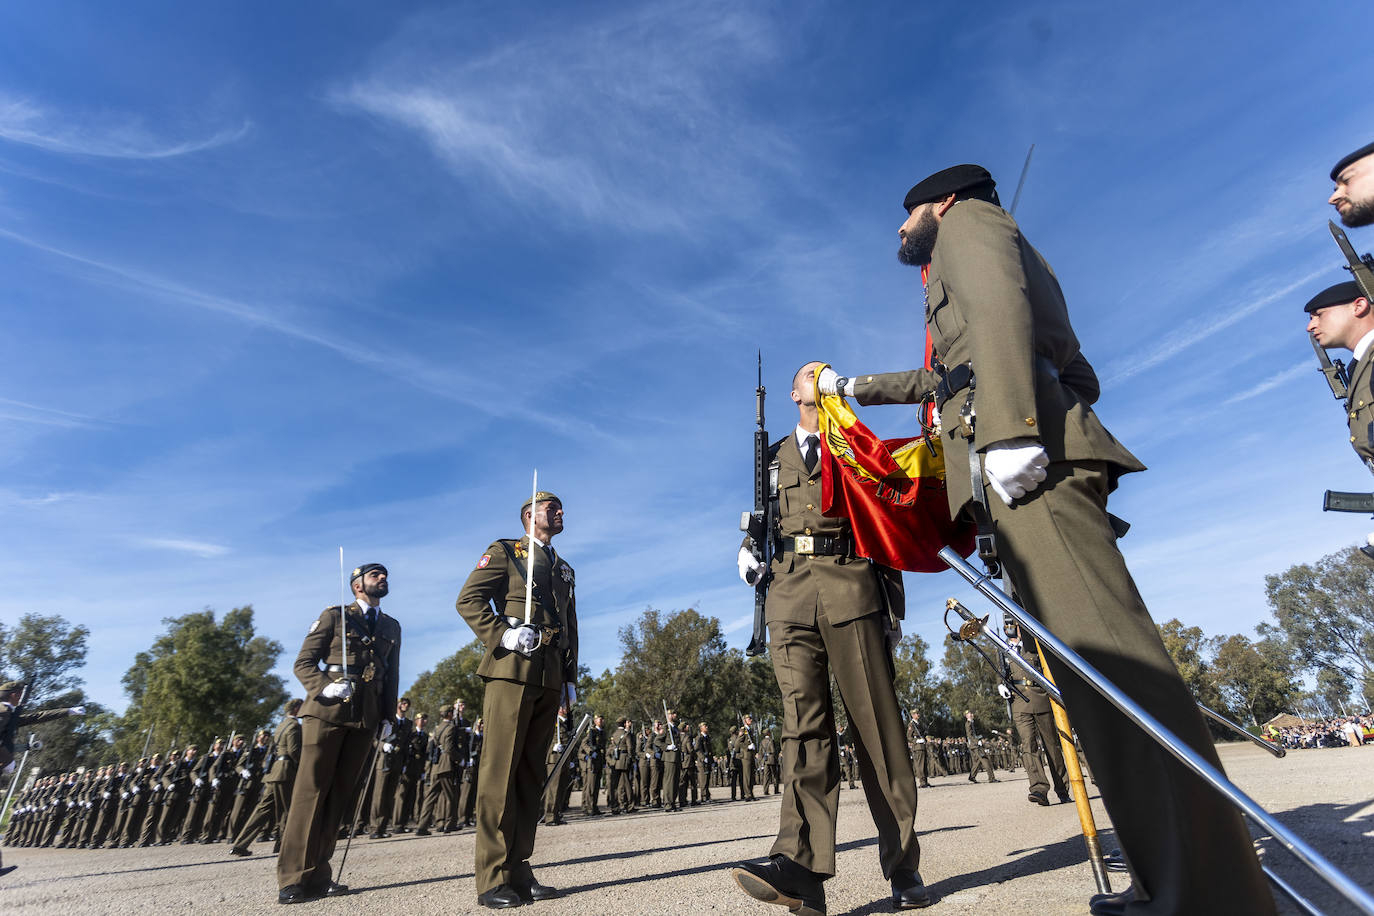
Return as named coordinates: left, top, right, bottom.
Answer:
left=730, top=854, right=825, bottom=916
left=890, top=869, right=933, bottom=909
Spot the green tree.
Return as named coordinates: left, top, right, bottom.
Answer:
left=1156, top=618, right=1223, bottom=709
left=1211, top=634, right=1296, bottom=727
left=892, top=632, right=939, bottom=721
left=0, top=614, right=109, bottom=774
left=1264, top=546, right=1374, bottom=709
left=936, top=635, right=1008, bottom=736
left=404, top=639, right=487, bottom=722
left=1315, top=668, right=1353, bottom=717
left=116, top=607, right=287, bottom=759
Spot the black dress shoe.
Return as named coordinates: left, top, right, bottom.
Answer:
left=1089, top=886, right=1136, bottom=916
left=514, top=878, right=561, bottom=902
left=1028, top=792, right=1050, bottom=806
left=278, top=884, right=312, bottom=904
left=891, top=869, right=933, bottom=909
left=477, top=885, right=523, bottom=909
left=730, top=855, right=826, bottom=916
left=324, top=882, right=349, bottom=897
left=367, top=831, right=389, bottom=839
left=988, top=777, right=1000, bottom=783
left=229, top=845, right=250, bottom=857
left=414, top=828, right=432, bottom=836
left=1057, top=791, right=1072, bottom=804
left=918, top=782, right=931, bottom=788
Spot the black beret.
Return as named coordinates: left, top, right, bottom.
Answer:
left=350, top=562, right=387, bottom=581
left=1332, top=142, right=1374, bottom=180
left=903, top=164, right=997, bottom=212
left=1304, top=281, right=1365, bottom=314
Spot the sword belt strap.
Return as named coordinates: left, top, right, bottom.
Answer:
left=780, top=535, right=854, bottom=557
left=956, top=370, right=1000, bottom=576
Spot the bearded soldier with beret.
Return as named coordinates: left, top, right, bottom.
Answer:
left=1330, top=141, right=1374, bottom=229
left=456, top=490, right=577, bottom=909
left=276, top=562, right=400, bottom=904
left=820, top=164, right=1274, bottom=915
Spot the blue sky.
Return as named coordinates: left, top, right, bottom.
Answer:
left=3, top=2, right=1373, bottom=712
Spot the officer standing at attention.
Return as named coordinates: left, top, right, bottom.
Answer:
left=456, top=490, right=578, bottom=910
left=1306, top=281, right=1374, bottom=472
left=580, top=714, right=606, bottom=816
left=821, top=164, right=1275, bottom=916
left=607, top=717, right=635, bottom=814
left=731, top=363, right=929, bottom=915
left=905, top=712, right=931, bottom=790
left=276, top=562, right=400, bottom=904
left=1005, top=626, right=1069, bottom=806
left=1330, top=141, right=1374, bottom=229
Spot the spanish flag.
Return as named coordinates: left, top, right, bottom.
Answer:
left=817, top=364, right=974, bottom=573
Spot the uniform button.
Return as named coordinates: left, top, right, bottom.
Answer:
left=1352, top=412, right=1358, bottom=419
left=808, top=480, right=815, bottom=486
left=805, top=528, right=812, bottom=535
left=1361, top=400, right=1367, bottom=407
left=1024, top=417, right=1036, bottom=426
left=866, top=376, right=873, bottom=382
left=806, top=504, right=814, bottom=510
left=1353, top=436, right=1359, bottom=443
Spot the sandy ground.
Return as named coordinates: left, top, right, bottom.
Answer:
left=1, top=743, right=1371, bottom=915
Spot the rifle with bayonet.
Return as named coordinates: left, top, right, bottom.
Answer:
left=740, top=352, right=777, bottom=657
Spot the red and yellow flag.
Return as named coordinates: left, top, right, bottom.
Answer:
left=817, top=365, right=974, bottom=572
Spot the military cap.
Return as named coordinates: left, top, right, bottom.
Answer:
left=1304, top=281, right=1365, bottom=313
left=904, top=164, right=997, bottom=212
left=350, top=562, right=387, bottom=581
left=1331, top=142, right=1374, bottom=180
left=0, top=680, right=23, bottom=694
left=521, top=490, right=562, bottom=513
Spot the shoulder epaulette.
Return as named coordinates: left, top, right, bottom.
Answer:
left=769, top=436, right=787, bottom=457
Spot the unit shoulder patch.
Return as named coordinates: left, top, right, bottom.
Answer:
left=477, top=554, right=491, bottom=570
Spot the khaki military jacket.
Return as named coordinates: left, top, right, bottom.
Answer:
left=694, top=731, right=713, bottom=766
left=1346, top=356, right=1374, bottom=469
left=264, top=716, right=301, bottom=784
left=854, top=198, right=1144, bottom=515
left=457, top=535, right=578, bottom=691
left=906, top=718, right=928, bottom=750
left=581, top=725, right=606, bottom=770
left=741, top=434, right=902, bottom=626
left=609, top=726, right=633, bottom=770
left=295, top=600, right=401, bottom=731
left=661, top=721, right=684, bottom=763
left=428, top=720, right=458, bottom=776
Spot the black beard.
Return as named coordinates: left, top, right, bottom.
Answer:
left=1342, top=197, right=1374, bottom=228
left=363, top=581, right=389, bottom=599
left=897, top=209, right=939, bottom=266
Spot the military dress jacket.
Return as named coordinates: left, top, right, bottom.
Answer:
left=294, top=600, right=401, bottom=731
left=610, top=727, right=633, bottom=770
left=428, top=720, right=458, bottom=776
left=581, top=725, right=606, bottom=770
left=264, top=716, right=302, bottom=784
left=1346, top=356, right=1374, bottom=470
left=456, top=535, right=578, bottom=690
left=742, top=434, right=902, bottom=627
left=853, top=198, right=1144, bottom=515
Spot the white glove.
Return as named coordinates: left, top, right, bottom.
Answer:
left=103, top=791, right=110, bottom=799
left=380, top=720, right=394, bottom=741
left=817, top=366, right=842, bottom=396
left=322, top=680, right=354, bottom=700
left=131, top=786, right=140, bottom=794
left=500, top=625, right=540, bottom=657
left=121, top=791, right=129, bottom=799
left=738, top=547, right=763, bottom=585
left=983, top=439, right=1050, bottom=506
left=997, top=684, right=1012, bottom=700
left=194, top=778, right=203, bottom=787
left=748, top=743, right=755, bottom=751
left=211, top=778, right=219, bottom=788
left=667, top=744, right=676, bottom=751
left=69, top=705, right=86, bottom=716
left=554, top=743, right=563, bottom=753
left=152, top=783, right=162, bottom=792
left=239, top=769, right=251, bottom=779
left=382, top=743, right=395, bottom=754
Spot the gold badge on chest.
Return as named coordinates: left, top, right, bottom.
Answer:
left=361, top=662, right=376, bottom=683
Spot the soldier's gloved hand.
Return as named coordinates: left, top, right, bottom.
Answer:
left=738, top=547, right=762, bottom=585
left=239, top=769, right=251, bottom=780
left=817, top=366, right=842, bottom=396
left=997, top=683, right=1013, bottom=700
left=194, top=778, right=203, bottom=787
left=69, top=705, right=86, bottom=716
left=380, top=720, right=395, bottom=741
left=152, top=783, right=162, bottom=792
left=983, top=439, right=1050, bottom=505
left=500, top=625, right=540, bottom=657
left=382, top=742, right=394, bottom=754
left=322, top=680, right=354, bottom=700
left=554, top=743, right=563, bottom=753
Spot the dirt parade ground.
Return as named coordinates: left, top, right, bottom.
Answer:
left=2, top=743, right=1371, bottom=915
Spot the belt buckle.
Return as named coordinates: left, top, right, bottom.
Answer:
left=794, top=535, right=814, bottom=555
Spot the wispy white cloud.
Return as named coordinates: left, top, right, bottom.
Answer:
left=0, top=92, right=248, bottom=159
left=1223, top=361, right=1313, bottom=406
left=335, top=2, right=792, bottom=229
left=138, top=537, right=231, bottom=558
left=0, top=396, right=112, bottom=429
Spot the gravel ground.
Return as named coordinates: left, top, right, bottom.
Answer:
left=2, top=743, right=1370, bottom=915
